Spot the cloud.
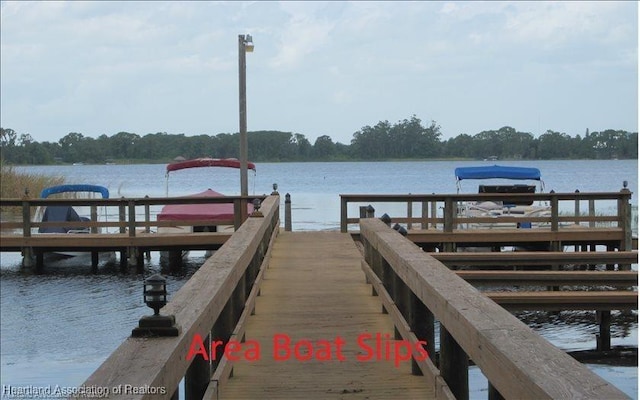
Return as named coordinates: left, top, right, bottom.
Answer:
left=268, top=2, right=337, bottom=70
left=0, top=1, right=636, bottom=144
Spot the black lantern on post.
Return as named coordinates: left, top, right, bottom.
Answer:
left=251, top=198, right=263, bottom=217
left=144, top=274, right=167, bottom=315
left=132, top=274, right=180, bottom=337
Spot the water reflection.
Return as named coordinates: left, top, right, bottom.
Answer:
left=0, top=250, right=199, bottom=387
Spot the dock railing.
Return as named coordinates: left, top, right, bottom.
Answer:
left=0, top=194, right=267, bottom=236
left=0, top=194, right=267, bottom=268
left=359, top=217, right=630, bottom=399
left=80, top=194, right=280, bottom=399
left=340, top=188, right=633, bottom=238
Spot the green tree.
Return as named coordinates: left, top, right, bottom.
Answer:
left=313, top=135, right=335, bottom=159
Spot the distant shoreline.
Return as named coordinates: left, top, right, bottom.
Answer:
left=4, top=157, right=637, bottom=167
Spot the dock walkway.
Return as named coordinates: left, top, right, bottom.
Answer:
left=218, top=231, right=433, bottom=399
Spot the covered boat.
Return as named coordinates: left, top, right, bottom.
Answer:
left=157, top=158, right=257, bottom=261
left=455, top=165, right=550, bottom=229
left=34, top=184, right=114, bottom=261
left=37, top=184, right=110, bottom=234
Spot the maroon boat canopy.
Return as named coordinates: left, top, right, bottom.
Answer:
left=166, top=158, right=256, bottom=174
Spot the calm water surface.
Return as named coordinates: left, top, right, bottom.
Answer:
left=1, top=160, right=637, bottom=398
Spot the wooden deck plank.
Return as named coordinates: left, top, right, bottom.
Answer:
left=218, top=231, right=434, bottom=399
left=485, top=290, right=638, bottom=310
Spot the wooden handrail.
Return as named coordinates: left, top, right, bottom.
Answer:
left=359, top=218, right=629, bottom=399
left=340, top=190, right=633, bottom=236
left=0, top=195, right=266, bottom=236
left=81, top=195, right=280, bottom=399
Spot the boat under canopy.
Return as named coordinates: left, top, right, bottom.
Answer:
left=157, top=189, right=250, bottom=222
left=455, top=165, right=541, bottom=181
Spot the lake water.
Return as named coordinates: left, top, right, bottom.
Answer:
left=1, top=160, right=637, bottom=398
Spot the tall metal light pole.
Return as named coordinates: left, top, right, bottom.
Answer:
left=238, top=34, right=254, bottom=196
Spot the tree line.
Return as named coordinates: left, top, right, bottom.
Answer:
left=0, top=116, right=637, bottom=165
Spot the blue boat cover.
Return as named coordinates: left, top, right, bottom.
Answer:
left=38, top=205, right=85, bottom=233
left=455, top=165, right=541, bottom=181
left=40, top=184, right=109, bottom=199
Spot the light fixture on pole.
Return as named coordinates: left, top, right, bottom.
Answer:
left=238, top=34, right=254, bottom=197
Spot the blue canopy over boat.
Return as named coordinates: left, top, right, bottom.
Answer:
left=40, top=184, right=110, bottom=199
left=455, top=165, right=541, bottom=181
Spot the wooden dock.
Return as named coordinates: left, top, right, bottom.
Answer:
left=4, top=191, right=632, bottom=399
left=217, top=231, right=433, bottom=399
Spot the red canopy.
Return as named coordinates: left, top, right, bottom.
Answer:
left=166, top=158, right=256, bottom=174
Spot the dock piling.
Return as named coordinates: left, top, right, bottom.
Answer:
left=285, top=193, right=292, bottom=231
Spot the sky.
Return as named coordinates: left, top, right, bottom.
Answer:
left=1, top=1, right=637, bottom=145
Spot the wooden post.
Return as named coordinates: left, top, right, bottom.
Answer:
left=379, top=253, right=389, bottom=314
left=574, top=190, right=580, bottom=226
left=185, top=334, right=210, bottom=400
left=285, top=193, right=292, bottom=232
left=596, top=310, right=611, bottom=351
left=431, top=198, right=437, bottom=229
left=407, top=195, right=413, bottom=230
left=91, top=252, right=99, bottom=272
left=574, top=190, right=581, bottom=253
left=90, top=204, right=98, bottom=234
left=550, top=191, right=559, bottom=232
left=443, top=198, right=455, bottom=252
left=410, top=291, right=434, bottom=375
left=421, top=201, right=428, bottom=230
left=144, top=196, right=151, bottom=233
left=440, top=327, right=469, bottom=400
left=89, top=203, right=100, bottom=271
left=235, top=271, right=247, bottom=326
left=340, top=195, right=347, bottom=233
left=118, top=196, right=130, bottom=271
left=619, top=187, right=632, bottom=271
left=549, top=192, right=560, bottom=282
left=21, top=197, right=36, bottom=268
left=211, top=300, right=233, bottom=374
left=588, top=199, right=596, bottom=251
left=489, top=383, right=506, bottom=400
left=119, top=199, right=126, bottom=234
left=144, top=196, right=151, bottom=260
left=22, top=197, right=31, bottom=238
left=234, top=198, right=243, bottom=230
left=127, top=200, right=138, bottom=268
left=392, top=269, right=409, bottom=340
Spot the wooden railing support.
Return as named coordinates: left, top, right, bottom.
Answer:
left=185, top=333, right=210, bottom=400
left=79, top=195, right=280, bottom=399
left=407, top=197, right=413, bottom=230
left=596, top=310, right=612, bottom=351
left=285, top=193, right=292, bottom=232
left=619, top=187, right=633, bottom=270
left=410, top=291, right=434, bottom=375
left=359, top=218, right=630, bottom=399
left=440, top=327, right=468, bottom=400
